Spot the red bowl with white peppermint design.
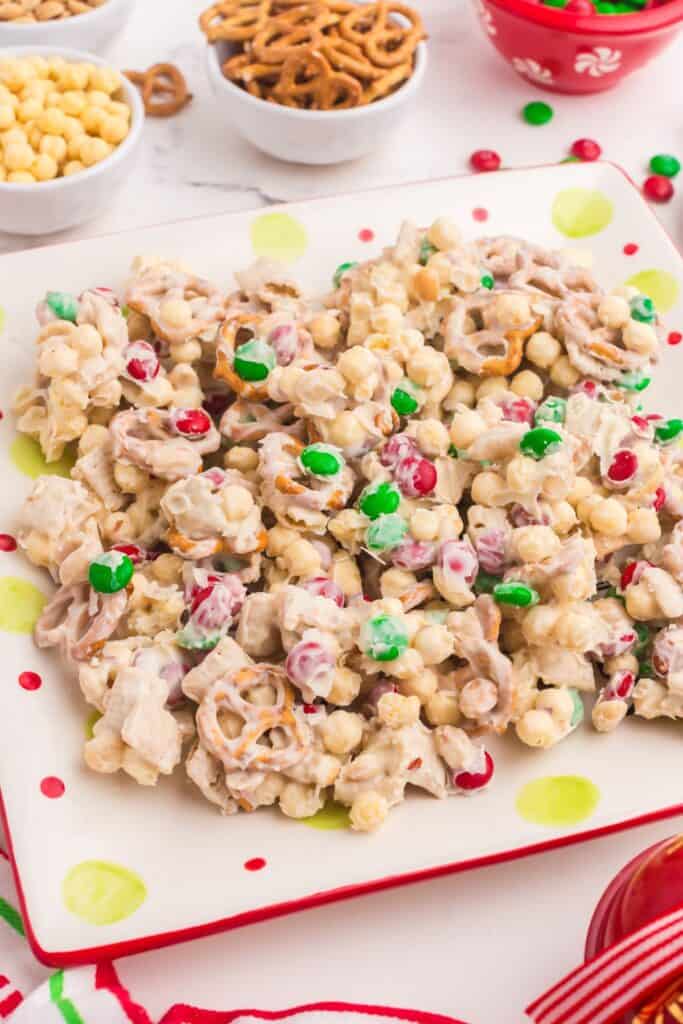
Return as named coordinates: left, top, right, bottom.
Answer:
left=472, top=0, right=683, bottom=94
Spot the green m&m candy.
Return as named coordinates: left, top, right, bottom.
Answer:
left=359, top=480, right=400, bottom=520
left=480, top=273, right=495, bottom=290
left=522, top=101, right=553, bottom=126
left=299, top=443, right=344, bottom=478
left=654, top=418, right=683, bottom=445
left=333, top=261, right=358, bottom=288
left=448, top=444, right=459, bottom=458
left=46, top=290, right=79, bottom=323
left=233, top=338, right=276, bottom=382
left=649, top=154, right=681, bottom=178
left=492, top=580, right=539, bottom=608
left=630, top=294, right=656, bottom=324
left=88, top=550, right=134, bottom=594
left=419, top=238, right=437, bottom=266
left=366, top=513, right=408, bottom=552
left=615, top=370, right=651, bottom=392
left=534, top=396, right=566, bottom=426
left=519, top=427, right=562, bottom=460
left=362, top=614, right=408, bottom=662
left=391, top=380, right=421, bottom=416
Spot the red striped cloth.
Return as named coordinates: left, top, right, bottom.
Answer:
left=526, top=905, right=683, bottom=1024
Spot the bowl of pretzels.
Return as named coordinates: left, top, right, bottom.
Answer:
left=0, top=0, right=136, bottom=53
left=201, top=0, right=427, bottom=164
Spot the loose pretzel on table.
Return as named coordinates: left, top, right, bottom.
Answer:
left=124, top=64, right=192, bottom=117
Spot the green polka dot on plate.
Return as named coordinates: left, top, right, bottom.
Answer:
left=62, top=861, right=146, bottom=926
left=516, top=775, right=600, bottom=827
left=250, top=212, right=307, bottom=264
left=625, top=269, right=680, bottom=314
left=0, top=577, right=46, bottom=634
left=10, top=435, right=76, bottom=479
left=301, top=800, right=350, bottom=830
left=552, top=188, right=613, bottom=238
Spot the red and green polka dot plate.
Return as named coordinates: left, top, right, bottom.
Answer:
left=0, top=162, right=682, bottom=967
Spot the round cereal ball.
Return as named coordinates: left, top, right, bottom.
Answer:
left=322, top=710, right=364, bottom=756
left=450, top=408, right=486, bottom=449
left=526, top=331, right=561, bottom=369
left=349, top=790, right=388, bottom=832
left=549, top=355, right=580, bottom=389
left=516, top=709, right=557, bottom=749
left=627, top=507, right=661, bottom=544
left=511, top=369, right=543, bottom=401
left=589, top=497, right=628, bottom=537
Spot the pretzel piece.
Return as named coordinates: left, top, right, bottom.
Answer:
left=199, top=0, right=270, bottom=41
left=124, top=63, right=192, bottom=117
left=273, top=49, right=362, bottom=109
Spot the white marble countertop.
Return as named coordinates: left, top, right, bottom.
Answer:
left=3, top=2, right=683, bottom=1021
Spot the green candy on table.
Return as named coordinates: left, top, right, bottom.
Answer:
left=615, top=370, right=651, bottom=392
left=480, top=273, right=495, bottom=290
left=630, top=294, right=657, bottom=324
left=88, top=551, right=134, bottom=594
left=654, top=418, right=683, bottom=445
left=46, top=290, right=79, bottom=323
left=519, top=426, right=562, bottom=460
left=474, top=570, right=500, bottom=595
left=366, top=513, right=408, bottom=551
left=299, top=443, right=344, bottom=478
left=523, top=101, right=554, bottom=126
left=359, top=480, right=401, bottom=519
left=233, top=338, right=276, bottom=382
left=363, top=614, right=408, bottom=662
left=493, top=581, right=540, bottom=608
left=595, top=1, right=644, bottom=11
left=419, top=238, right=437, bottom=266
left=541, top=0, right=568, bottom=8
left=535, top=396, right=566, bottom=426
left=650, top=153, right=681, bottom=178
left=391, top=380, right=421, bottom=416
left=333, top=261, right=358, bottom=288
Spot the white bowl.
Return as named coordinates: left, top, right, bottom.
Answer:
left=0, top=0, right=136, bottom=54
left=205, top=39, right=427, bottom=165
left=0, top=44, right=144, bottom=236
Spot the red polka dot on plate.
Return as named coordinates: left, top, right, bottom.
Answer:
left=472, top=207, right=489, bottom=222
left=358, top=228, right=374, bottom=243
left=19, top=671, right=41, bottom=691
left=40, top=777, right=65, bottom=799
left=623, top=243, right=639, bottom=256
left=244, top=857, right=266, bottom=871
left=668, top=331, right=682, bottom=346
left=0, top=534, right=17, bottom=552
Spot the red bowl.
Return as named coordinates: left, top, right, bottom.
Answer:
left=472, top=0, right=683, bottom=93
left=585, top=835, right=683, bottom=1023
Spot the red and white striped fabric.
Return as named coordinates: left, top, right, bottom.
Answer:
left=526, top=904, right=683, bottom=1024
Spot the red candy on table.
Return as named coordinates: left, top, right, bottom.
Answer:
left=571, top=138, right=602, bottom=162
left=394, top=455, right=438, bottom=497
left=469, top=149, right=501, bottom=173
left=643, top=174, right=675, bottom=202
left=607, top=449, right=638, bottom=484
left=566, top=0, right=594, bottom=12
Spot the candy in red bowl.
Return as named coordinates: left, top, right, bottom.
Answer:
left=471, top=0, right=683, bottom=94
left=586, top=835, right=683, bottom=1023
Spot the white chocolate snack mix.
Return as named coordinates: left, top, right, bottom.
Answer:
left=14, top=222, right=683, bottom=832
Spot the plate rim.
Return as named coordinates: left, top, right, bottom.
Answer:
left=3, top=159, right=683, bottom=966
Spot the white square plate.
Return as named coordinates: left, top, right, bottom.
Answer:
left=1, top=162, right=682, bottom=966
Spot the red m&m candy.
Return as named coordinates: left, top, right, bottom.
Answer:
left=571, top=138, right=602, bottom=162
left=453, top=751, right=494, bottom=793
left=643, top=175, right=674, bottom=203
left=470, top=149, right=501, bottom=173
left=172, top=408, right=212, bottom=438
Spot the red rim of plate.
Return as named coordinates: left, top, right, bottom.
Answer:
left=485, top=0, right=683, bottom=35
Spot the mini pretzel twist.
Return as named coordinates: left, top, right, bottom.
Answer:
left=124, top=63, right=192, bottom=117
left=272, top=50, right=362, bottom=109
left=196, top=664, right=311, bottom=771
left=199, top=0, right=271, bottom=41
left=339, top=1, right=425, bottom=67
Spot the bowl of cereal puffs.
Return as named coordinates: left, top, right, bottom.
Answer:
left=0, top=45, right=143, bottom=234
